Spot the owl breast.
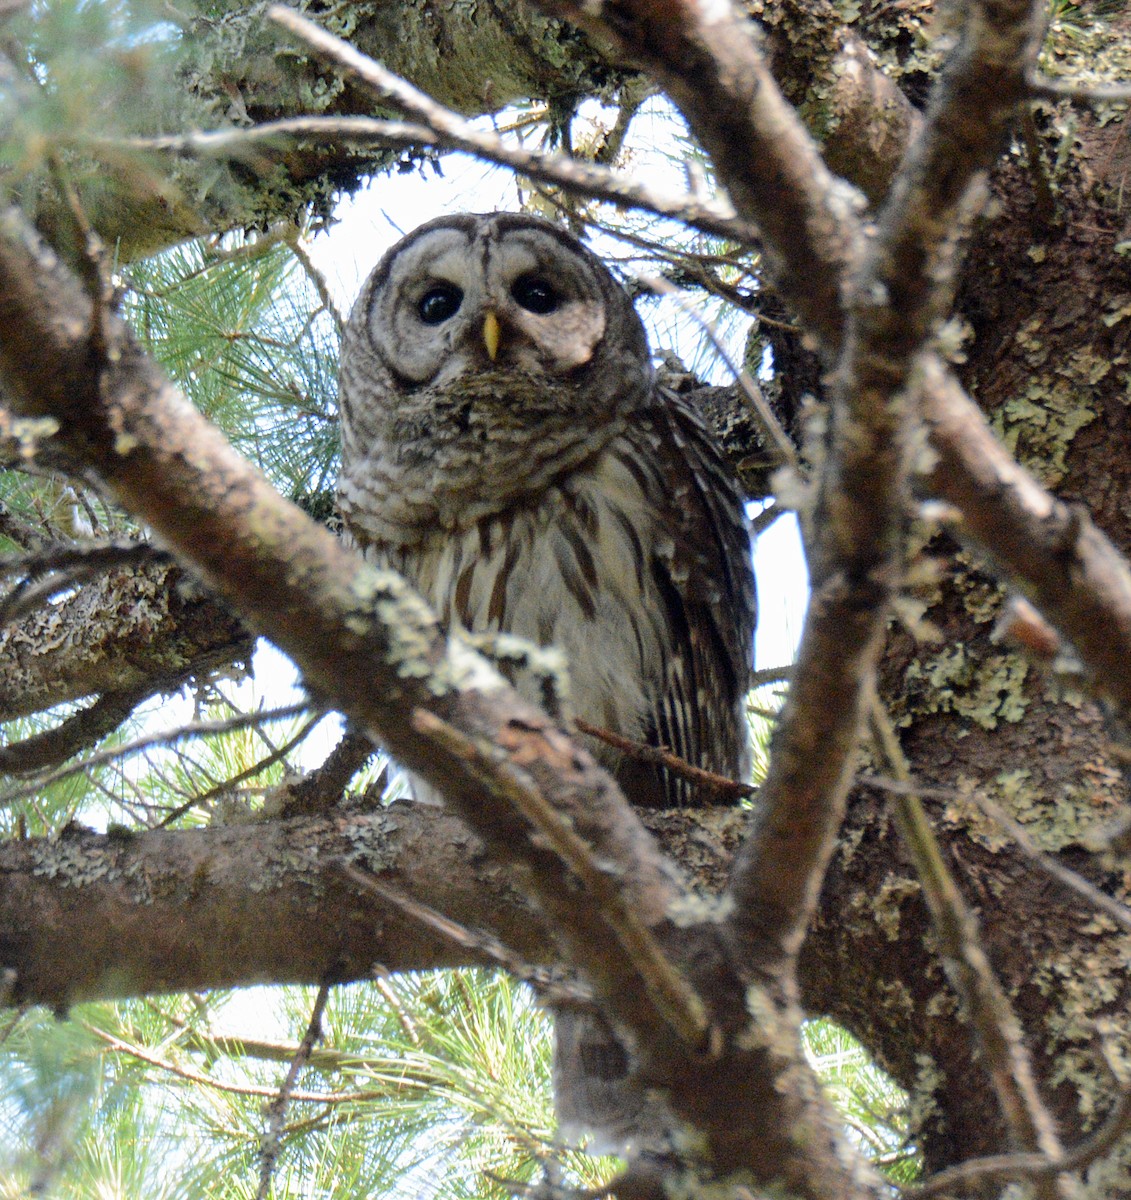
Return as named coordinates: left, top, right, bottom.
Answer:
left=365, top=428, right=671, bottom=753
left=338, top=357, right=651, bottom=542
left=338, top=212, right=754, bottom=814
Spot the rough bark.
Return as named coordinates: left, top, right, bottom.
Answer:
left=0, top=560, right=251, bottom=720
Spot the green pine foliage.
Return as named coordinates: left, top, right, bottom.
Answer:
left=122, top=235, right=342, bottom=506
left=0, top=976, right=618, bottom=1199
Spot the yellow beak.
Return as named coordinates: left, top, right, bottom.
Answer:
left=483, top=310, right=501, bottom=362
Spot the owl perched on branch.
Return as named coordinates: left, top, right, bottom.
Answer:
left=337, top=212, right=756, bottom=1151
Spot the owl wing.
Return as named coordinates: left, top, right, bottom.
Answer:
left=639, top=383, right=757, bottom=805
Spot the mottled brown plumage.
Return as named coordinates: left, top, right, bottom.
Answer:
left=337, top=212, right=755, bottom=1151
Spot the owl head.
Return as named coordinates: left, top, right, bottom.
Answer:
left=338, top=213, right=656, bottom=538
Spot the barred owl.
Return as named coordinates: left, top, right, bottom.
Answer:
left=337, top=212, right=756, bottom=1152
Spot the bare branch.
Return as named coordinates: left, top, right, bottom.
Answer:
left=267, top=11, right=766, bottom=248
left=536, top=0, right=862, bottom=356
left=278, top=729, right=377, bottom=817
left=907, top=1080, right=1131, bottom=1198
left=257, top=981, right=330, bottom=1199
left=574, top=717, right=754, bottom=803
left=156, top=712, right=325, bottom=827
left=1028, top=73, right=1131, bottom=102
left=0, top=685, right=152, bottom=776
left=0, top=558, right=251, bottom=721
left=0, top=703, right=312, bottom=806
left=867, top=696, right=1066, bottom=1189
left=637, top=272, right=798, bottom=470
left=340, top=864, right=580, bottom=1002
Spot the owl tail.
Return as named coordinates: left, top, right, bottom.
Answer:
left=551, top=1006, right=674, bottom=1158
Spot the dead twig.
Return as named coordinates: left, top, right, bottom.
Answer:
left=574, top=717, right=754, bottom=803
left=256, top=981, right=331, bottom=1200
left=867, top=694, right=1067, bottom=1195
left=907, top=1073, right=1131, bottom=1198
left=339, top=863, right=584, bottom=1004
left=1028, top=74, right=1131, bottom=102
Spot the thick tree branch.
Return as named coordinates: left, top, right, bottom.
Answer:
left=0, top=804, right=752, bottom=1011
left=921, top=359, right=1131, bottom=719
left=539, top=0, right=863, bottom=356
left=0, top=805, right=547, bottom=1008
left=728, top=0, right=1048, bottom=960
left=0, top=557, right=251, bottom=722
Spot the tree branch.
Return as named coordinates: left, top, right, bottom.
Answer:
left=0, top=686, right=152, bottom=775
left=262, top=11, right=763, bottom=249
left=0, top=557, right=251, bottom=722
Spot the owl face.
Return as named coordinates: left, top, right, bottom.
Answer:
left=338, top=214, right=655, bottom=539
left=354, top=213, right=643, bottom=389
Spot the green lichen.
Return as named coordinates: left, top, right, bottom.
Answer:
left=1039, top=12, right=1131, bottom=128
left=344, top=565, right=507, bottom=700
left=338, top=812, right=397, bottom=875
left=906, top=1052, right=944, bottom=1139
left=667, top=892, right=736, bottom=927
left=29, top=837, right=122, bottom=887
left=1034, top=934, right=1131, bottom=1134
left=872, top=875, right=922, bottom=941
left=993, top=322, right=1103, bottom=487
left=899, top=644, right=1030, bottom=730
left=940, top=764, right=1119, bottom=856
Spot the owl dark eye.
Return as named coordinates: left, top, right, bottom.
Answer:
left=512, top=275, right=560, bottom=315
left=418, top=284, right=463, bottom=324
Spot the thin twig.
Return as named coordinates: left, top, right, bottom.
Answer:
left=263, top=8, right=762, bottom=248
left=0, top=703, right=312, bottom=809
left=257, top=980, right=331, bottom=1200
left=339, top=863, right=584, bottom=1003
left=750, top=503, right=787, bottom=538
left=574, top=717, right=754, bottom=802
left=638, top=273, right=798, bottom=470
left=751, top=666, right=792, bottom=688
left=83, top=1019, right=364, bottom=1105
left=907, top=1082, right=1131, bottom=1198
left=867, top=694, right=1067, bottom=1193
left=282, top=225, right=346, bottom=337
left=0, top=686, right=152, bottom=776
left=0, top=541, right=171, bottom=624
left=0, top=539, right=169, bottom=578
left=157, top=713, right=324, bottom=826
left=1028, top=74, right=1131, bottom=102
